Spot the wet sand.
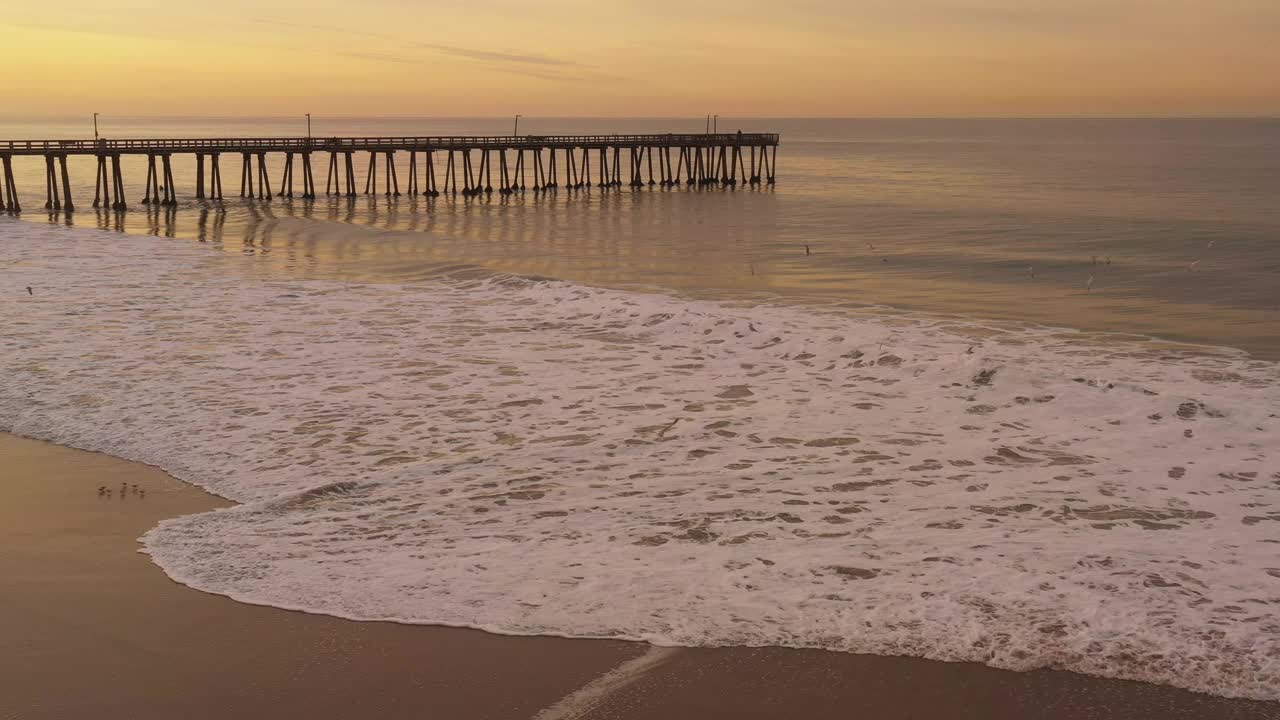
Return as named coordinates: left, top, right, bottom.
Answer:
left=1, top=432, right=1275, bottom=720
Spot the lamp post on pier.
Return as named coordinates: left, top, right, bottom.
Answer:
left=306, top=113, right=311, bottom=140
left=514, top=114, right=522, bottom=136
left=714, top=115, right=719, bottom=134
left=93, top=113, right=99, bottom=141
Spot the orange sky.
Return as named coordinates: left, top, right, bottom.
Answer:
left=3, top=0, right=1278, bottom=116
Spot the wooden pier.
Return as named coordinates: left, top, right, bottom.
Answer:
left=0, top=133, right=779, bottom=213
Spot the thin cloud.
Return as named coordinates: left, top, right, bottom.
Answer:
left=336, top=50, right=425, bottom=66
left=415, top=43, right=580, bottom=68
left=254, top=18, right=580, bottom=69
left=253, top=16, right=607, bottom=81
left=337, top=48, right=625, bottom=84
left=487, top=64, right=630, bottom=84
left=254, top=18, right=402, bottom=41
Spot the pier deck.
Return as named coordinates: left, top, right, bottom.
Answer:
left=0, top=133, right=779, bottom=212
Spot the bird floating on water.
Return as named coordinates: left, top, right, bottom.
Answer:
left=26, top=286, right=32, bottom=295
left=1188, top=260, right=1200, bottom=271
left=1086, top=275, right=1095, bottom=292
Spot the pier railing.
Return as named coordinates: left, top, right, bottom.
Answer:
left=0, top=133, right=779, bottom=155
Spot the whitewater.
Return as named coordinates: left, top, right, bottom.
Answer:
left=2, top=220, right=1278, bottom=700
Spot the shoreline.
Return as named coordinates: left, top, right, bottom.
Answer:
left=2, top=431, right=1276, bottom=719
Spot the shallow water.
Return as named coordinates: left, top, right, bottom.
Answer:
left=3, top=118, right=1280, bottom=700
left=3, top=117, right=1278, bottom=355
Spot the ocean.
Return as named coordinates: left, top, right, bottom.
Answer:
left=2, top=117, right=1278, bottom=699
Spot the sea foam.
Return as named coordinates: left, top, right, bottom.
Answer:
left=2, top=220, right=1278, bottom=700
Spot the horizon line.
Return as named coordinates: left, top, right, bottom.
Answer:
left=2, top=114, right=1278, bottom=122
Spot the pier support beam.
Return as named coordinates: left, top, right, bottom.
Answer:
left=59, top=154, right=74, bottom=211
left=279, top=152, right=295, bottom=198
left=92, top=156, right=106, bottom=208
left=467, top=150, right=476, bottom=194
left=461, top=150, right=473, bottom=195
left=1, top=154, right=18, bottom=212
left=110, top=154, right=127, bottom=211
left=257, top=153, right=271, bottom=199
left=385, top=151, right=400, bottom=196
left=143, top=155, right=158, bottom=205
left=629, top=147, right=643, bottom=187
left=161, top=154, right=176, bottom=205
left=301, top=152, right=315, bottom=199
left=210, top=153, right=224, bottom=200
left=426, top=148, right=438, bottom=196
left=240, top=153, right=252, bottom=198
left=195, top=153, right=206, bottom=199
left=238, top=152, right=270, bottom=199
left=44, top=154, right=61, bottom=211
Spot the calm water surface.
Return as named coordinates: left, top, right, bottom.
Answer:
left=3, top=116, right=1278, bottom=354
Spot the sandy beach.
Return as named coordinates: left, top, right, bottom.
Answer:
left=1, top=432, right=1275, bottom=720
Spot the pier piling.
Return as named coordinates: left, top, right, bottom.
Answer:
left=195, top=153, right=206, bottom=199
left=210, top=153, right=224, bottom=200
left=162, top=155, right=176, bottom=205
left=325, top=152, right=338, bottom=196
left=280, top=152, right=294, bottom=198
left=110, top=155, right=126, bottom=211
left=302, top=152, right=315, bottom=198
left=2, top=154, right=19, bottom=212
left=256, top=153, right=271, bottom=199
left=240, top=153, right=251, bottom=199
left=58, top=155, right=74, bottom=211
left=43, top=154, right=60, bottom=211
